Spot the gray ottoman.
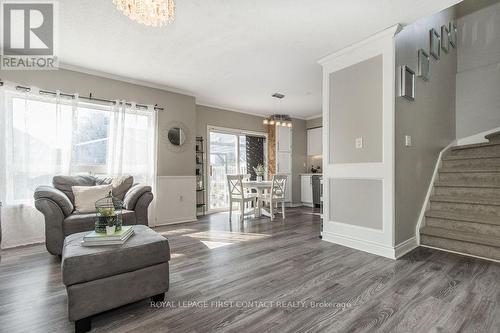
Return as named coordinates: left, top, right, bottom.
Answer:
left=62, top=225, right=170, bottom=333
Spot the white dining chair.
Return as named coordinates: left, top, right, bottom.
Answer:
left=227, top=175, right=258, bottom=222
left=260, top=174, right=287, bottom=221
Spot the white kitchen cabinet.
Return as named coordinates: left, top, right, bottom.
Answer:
left=301, top=175, right=313, bottom=204
left=276, top=151, right=292, bottom=173
left=277, top=126, right=292, bottom=152
left=275, top=126, right=292, bottom=202
left=307, top=127, right=322, bottom=156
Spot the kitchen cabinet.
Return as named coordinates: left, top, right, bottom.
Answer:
left=301, top=175, right=313, bottom=205
left=275, top=126, right=292, bottom=202
left=307, top=127, right=322, bottom=156
left=277, top=126, right=292, bottom=152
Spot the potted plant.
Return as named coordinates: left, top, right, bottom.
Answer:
left=98, top=207, right=116, bottom=235
left=253, top=164, right=266, bottom=182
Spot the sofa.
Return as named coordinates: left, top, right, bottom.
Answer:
left=34, top=175, right=154, bottom=256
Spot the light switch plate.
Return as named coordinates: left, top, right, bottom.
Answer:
left=405, top=135, right=412, bottom=147
left=355, top=137, right=363, bottom=149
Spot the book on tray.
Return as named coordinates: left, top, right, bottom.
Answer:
left=81, top=226, right=134, bottom=246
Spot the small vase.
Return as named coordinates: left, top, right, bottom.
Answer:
left=106, top=225, right=116, bottom=235
left=257, top=176, right=263, bottom=182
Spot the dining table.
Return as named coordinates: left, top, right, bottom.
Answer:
left=242, top=180, right=273, bottom=218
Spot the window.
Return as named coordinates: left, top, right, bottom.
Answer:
left=72, top=107, right=110, bottom=167
left=1, top=91, right=156, bottom=205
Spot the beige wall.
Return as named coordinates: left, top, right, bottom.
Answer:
left=196, top=105, right=307, bottom=204
left=456, top=1, right=500, bottom=138
left=330, top=179, right=383, bottom=230
left=329, top=55, right=383, bottom=164
left=0, top=68, right=197, bottom=177
left=395, top=7, right=457, bottom=244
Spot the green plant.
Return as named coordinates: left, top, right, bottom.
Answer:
left=253, top=164, right=266, bottom=176
left=97, top=207, right=115, bottom=217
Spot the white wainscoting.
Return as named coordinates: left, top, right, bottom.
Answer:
left=155, top=176, right=197, bottom=226
left=318, top=25, right=401, bottom=259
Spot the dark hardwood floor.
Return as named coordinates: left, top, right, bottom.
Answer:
left=1, top=207, right=500, bottom=332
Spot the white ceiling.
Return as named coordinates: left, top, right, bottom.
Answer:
left=59, top=0, right=461, bottom=118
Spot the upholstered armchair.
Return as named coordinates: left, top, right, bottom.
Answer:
left=34, top=175, right=153, bottom=256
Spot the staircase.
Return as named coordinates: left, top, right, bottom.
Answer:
left=420, top=131, right=500, bottom=261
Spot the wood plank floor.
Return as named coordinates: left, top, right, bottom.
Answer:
left=1, top=207, right=500, bottom=332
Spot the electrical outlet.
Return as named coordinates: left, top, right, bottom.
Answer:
left=355, top=137, right=363, bottom=149
left=405, top=135, right=412, bottom=147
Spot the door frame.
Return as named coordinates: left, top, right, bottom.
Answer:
left=206, top=125, right=268, bottom=213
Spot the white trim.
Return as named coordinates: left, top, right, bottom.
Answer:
left=394, top=237, right=418, bottom=258
left=156, top=175, right=196, bottom=179
left=197, top=102, right=309, bottom=120
left=155, top=176, right=196, bottom=227
left=320, top=25, right=400, bottom=257
left=318, top=24, right=402, bottom=65
left=155, top=217, right=197, bottom=226
left=456, top=126, right=500, bottom=146
left=421, top=245, right=500, bottom=264
left=1, top=240, right=45, bottom=250
left=59, top=62, right=194, bottom=97
left=322, top=231, right=397, bottom=259
left=415, top=140, right=456, bottom=245
left=322, top=232, right=417, bottom=260
left=305, top=114, right=322, bottom=121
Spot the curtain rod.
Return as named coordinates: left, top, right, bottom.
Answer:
left=0, top=80, right=164, bottom=111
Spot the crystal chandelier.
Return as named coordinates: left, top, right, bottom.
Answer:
left=113, top=0, right=175, bottom=27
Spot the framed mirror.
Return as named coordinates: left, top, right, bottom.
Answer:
left=429, top=28, right=440, bottom=60
left=417, top=49, right=430, bottom=81
left=162, top=121, right=190, bottom=152
left=168, top=127, right=186, bottom=146
left=441, top=25, right=450, bottom=53
left=449, top=22, right=457, bottom=48
left=399, top=65, right=415, bottom=101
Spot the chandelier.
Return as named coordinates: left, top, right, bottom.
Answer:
left=263, top=93, right=292, bottom=127
left=263, top=114, right=293, bottom=128
left=113, top=0, right=175, bottom=27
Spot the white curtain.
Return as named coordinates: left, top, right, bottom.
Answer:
left=107, top=100, right=158, bottom=223
left=0, top=83, right=77, bottom=248
left=0, top=82, right=158, bottom=248
left=107, top=101, right=157, bottom=187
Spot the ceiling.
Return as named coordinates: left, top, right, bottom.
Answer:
left=59, top=0, right=462, bottom=119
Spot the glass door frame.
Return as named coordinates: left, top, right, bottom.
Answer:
left=206, top=125, right=268, bottom=213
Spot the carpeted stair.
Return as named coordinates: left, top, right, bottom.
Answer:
left=420, top=131, right=500, bottom=261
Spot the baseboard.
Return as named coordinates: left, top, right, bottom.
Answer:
left=301, top=203, right=314, bottom=208
left=321, top=231, right=397, bottom=259
left=1, top=240, right=45, bottom=250
left=394, top=237, right=417, bottom=258
left=421, top=244, right=500, bottom=264
left=155, top=216, right=197, bottom=226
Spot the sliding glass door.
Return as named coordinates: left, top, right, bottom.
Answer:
left=208, top=128, right=266, bottom=211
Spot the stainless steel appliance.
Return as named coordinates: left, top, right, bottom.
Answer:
left=312, top=175, right=322, bottom=208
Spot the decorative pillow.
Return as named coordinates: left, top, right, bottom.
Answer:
left=95, top=175, right=134, bottom=200
left=72, top=184, right=113, bottom=214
